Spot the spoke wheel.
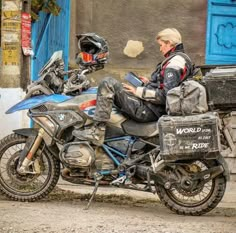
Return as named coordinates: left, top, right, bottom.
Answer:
left=0, top=133, right=60, bottom=202
left=156, top=159, right=226, bottom=215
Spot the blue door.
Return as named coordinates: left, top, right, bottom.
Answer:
left=206, top=0, right=236, bottom=64
left=31, top=0, right=71, bottom=81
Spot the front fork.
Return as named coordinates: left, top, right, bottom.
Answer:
left=17, top=128, right=45, bottom=175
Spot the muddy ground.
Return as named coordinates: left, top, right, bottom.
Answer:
left=0, top=187, right=236, bottom=233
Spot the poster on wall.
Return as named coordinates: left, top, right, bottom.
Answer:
left=2, top=41, right=20, bottom=66
left=1, top=0, right=21, bottom=75
left=21, top=12, right=33, bottom=56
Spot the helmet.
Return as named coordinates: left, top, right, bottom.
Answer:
left=76, top=33, right=109, bottom=67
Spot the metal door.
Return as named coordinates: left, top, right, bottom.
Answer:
left=31, top=0, right=71, bottom=81
left=206, top=0, right=236, bottom=64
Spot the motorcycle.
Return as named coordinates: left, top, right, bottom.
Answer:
left=0, top=34, right=231, bottom=216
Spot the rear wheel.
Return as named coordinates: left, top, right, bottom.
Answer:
left=156, top=159, right=226, bottom=215
left=0, top=133, right=60, bottom=201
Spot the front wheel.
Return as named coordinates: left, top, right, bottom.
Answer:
left=156, top=159, right=227, bottom=215
left=0, top=133, right=60, bottom=201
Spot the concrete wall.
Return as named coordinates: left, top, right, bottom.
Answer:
left=0, top=88, right=29, bottom=138
left=69, top=0, right=207, bottom=83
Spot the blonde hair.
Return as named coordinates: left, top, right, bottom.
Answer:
left=156, top=28, right=182, bottom=46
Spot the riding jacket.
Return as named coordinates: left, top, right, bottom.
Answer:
left=135, top=43, right=193, bottom=117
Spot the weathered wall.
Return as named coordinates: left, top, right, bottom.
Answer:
left=0, top=0, right=21, bottom=87
left=69, top=0, right=207, bottom=82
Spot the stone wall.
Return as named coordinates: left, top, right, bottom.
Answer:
left=69, top=0, right=207, bottom=83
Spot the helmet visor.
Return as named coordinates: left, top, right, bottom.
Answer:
left=79, top=52, right=93, bottom=63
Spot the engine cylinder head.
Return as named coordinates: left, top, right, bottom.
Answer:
left=59, top=142, right=95, bottom=168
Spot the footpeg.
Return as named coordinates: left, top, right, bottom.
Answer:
left=110, top=175, right=127, bottom=186
left=153, top=159, right=165, bottom=173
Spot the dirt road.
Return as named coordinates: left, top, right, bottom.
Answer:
left=0, top=187, right=236, bottom=233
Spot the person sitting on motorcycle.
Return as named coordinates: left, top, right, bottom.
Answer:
left=73, top=28, right=194, bottom=145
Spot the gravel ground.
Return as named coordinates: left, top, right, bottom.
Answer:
left=0, top=187, right=236, bottom=233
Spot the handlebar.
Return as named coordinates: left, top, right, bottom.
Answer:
left=25, top=63, right=104, bottom=99
left=61, top=68, right=89, bottom=76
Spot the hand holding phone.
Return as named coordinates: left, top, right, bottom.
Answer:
left=139, top=76, right=149, bottom=84
left=123, top=83, right=136, bottom=94
left=124, top=72, right=144, bottom=87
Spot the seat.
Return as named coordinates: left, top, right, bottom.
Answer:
left=122, top=120, right=159, bottom=137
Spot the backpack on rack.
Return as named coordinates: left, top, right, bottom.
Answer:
left=166, top=79, right=208, bottom=116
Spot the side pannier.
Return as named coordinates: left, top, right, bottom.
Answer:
left=203, top=66, right=236, bottom=110
left=158, top=112, right=220, bottom=162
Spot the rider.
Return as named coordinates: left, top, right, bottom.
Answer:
left=73, top=28, right=194, bottom=145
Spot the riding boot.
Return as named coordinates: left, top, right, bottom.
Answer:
left=73, top=77, right=121, bottom=145
left=72, top=122, right=106, bottom=146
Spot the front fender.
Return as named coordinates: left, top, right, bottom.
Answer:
left=14, top=128, right=60, bottom=161
left=13, top=128, right=39, bottom=164
left=13, top=128, right=38, bottom=137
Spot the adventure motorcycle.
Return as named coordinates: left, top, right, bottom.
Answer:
left=0, top=33, right=232, bottom=215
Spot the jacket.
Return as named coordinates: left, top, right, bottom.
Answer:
left=135, top=43, right=193, bottom=117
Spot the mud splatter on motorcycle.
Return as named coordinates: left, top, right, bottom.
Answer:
left=0, top=33, right=233, bottom=216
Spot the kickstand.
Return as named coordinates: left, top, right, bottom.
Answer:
left=84, top=174, right=103, bottom=210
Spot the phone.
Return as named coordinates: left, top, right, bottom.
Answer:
left=124, top=72, right=144, bottom=87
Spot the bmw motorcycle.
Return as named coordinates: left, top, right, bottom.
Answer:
left=0, top=34, right=231, bottom=215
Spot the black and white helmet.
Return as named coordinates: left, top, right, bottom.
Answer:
left=76, top=33, right=109, bottom=66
